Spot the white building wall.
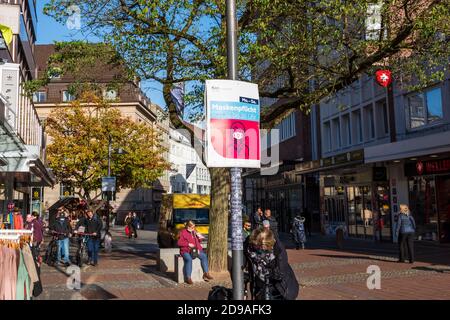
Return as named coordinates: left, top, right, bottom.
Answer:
left=168, top=128, right=211, bottom=194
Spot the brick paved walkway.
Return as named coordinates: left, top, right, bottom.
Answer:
left=35, top=225, right=450, bottom=300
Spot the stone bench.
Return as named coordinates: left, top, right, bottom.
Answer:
left=158, top=243, right=208, bottom=273
left=174, top=254, right=204, bottom=283
left=157, top=248, right=180, bottom=273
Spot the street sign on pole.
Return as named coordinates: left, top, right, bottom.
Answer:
left=102, top=176, right=116, bottom=192
left=225, top=0, right=245, bottom=301
left=205, top=79, right=261, bottom=168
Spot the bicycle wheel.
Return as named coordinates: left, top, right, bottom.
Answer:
left=46, top=240, right=57, bottom=266
left=77, top=244, right=85, bottom=267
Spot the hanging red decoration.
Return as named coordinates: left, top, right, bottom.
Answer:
left=375, top=70, right=392, bottom=87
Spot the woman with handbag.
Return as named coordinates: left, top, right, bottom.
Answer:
left=177, top=220, right=213, bottom=284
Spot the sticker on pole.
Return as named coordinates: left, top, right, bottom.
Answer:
left=205, top=80, right=260, bottom=168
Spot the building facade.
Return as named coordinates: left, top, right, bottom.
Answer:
left=0, top=0, right=54, bottom=222
left=243, top=110, right=320, bottom=233
left=303, top=73, right=450, bottom=244
left=168, top=126, right=211, bottom=195
left=33, top=44, right=170, bottom=224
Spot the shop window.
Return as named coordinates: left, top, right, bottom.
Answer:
left=60, top=184, right=73, bottom=198
left=407, top=87, right=443, bottom=129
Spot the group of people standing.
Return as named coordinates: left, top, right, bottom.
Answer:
left=50, top=208, right=104, bottom=267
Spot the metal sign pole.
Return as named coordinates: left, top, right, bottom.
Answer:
left=226, top=0, right=244, bottom=300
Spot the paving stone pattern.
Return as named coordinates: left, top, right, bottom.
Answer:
left=35, top=226, right=450, bottom=300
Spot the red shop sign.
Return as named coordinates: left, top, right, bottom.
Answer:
left=375, top=70, right=392, bottom=87
left=416, top=159, right=450, bottom=175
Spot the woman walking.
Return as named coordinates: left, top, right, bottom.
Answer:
left=395, top=204, right=416, bottom=264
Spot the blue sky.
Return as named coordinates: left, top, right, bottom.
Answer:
left=36, top=1, right=166, bottom=108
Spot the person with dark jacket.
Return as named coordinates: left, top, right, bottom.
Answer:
left=84, top=210, right=103, bottom=266
left=125, top=212, right=137, bottom=239
left=395, top=204, right=416, bottom=264
left=264, top=209, right=279, bottom=239
left=50, top=211, right=72, bottom=266
left=245, top=228, right=299, bottom=300
left=250, top=207, right=264, bottom=230
left=25, top=212, right=44, bottom=261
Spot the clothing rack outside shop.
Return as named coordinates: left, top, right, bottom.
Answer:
left=0, top=228, right=42, bottom=300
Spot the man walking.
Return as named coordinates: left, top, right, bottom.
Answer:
left=50, top=210, right=72, bottom=267
left=85, top=210, right=103, bottom=266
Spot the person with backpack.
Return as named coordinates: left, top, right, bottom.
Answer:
left=395, top=204, right=416, bottom=264
left=50, top=210, right=72, bottom=267
left=245, top=228, right=299, bottom=300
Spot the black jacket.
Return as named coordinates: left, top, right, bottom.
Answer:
left=272, top=239, right=299, bottom=300
left=250, top=212, right=264, bottom=230
left=267, top=217, right=279, bottom=238
left=85, top=215, right=103, bottom=239
left=245, top=238, right=299, bottom=300
left=50, top=216, right=72, bottom=240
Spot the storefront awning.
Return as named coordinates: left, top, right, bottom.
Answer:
left=0, top=145, right=55, bottom=187
left=365, top=130, right=450, bottom=163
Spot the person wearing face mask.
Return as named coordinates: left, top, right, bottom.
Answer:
left=177, top=220, right=213, bottom=284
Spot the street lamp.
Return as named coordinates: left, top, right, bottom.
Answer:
left=104, top=134, right=126, bottom=232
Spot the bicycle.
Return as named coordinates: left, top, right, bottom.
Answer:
left=44, top=231, right=67, bottom=266
left=74, top=232, right=95, bottom=267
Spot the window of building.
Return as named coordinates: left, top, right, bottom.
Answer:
left=104, top=89, right=117, bottom=100
left=407, top=87, right=443, bottom=129
left=62, top=90, right=76, bottom=102
left=342, top=114, right=351, bottom=147
left=60, top=183, right=73, bottom=198
left=352, top=110, right=363, bottom=143
left=363, top=106, right=375, bottom=140
left=323, top=121, right=332, bottom=152
left=365, top=2, right=382, bottom=40
left=276, top=112, right=296, bottom=142
left=32, top=91, right=47, bottom=103
left=332, top=118, right=341, bottom=150
left=382, top=102, right=389, bottom=135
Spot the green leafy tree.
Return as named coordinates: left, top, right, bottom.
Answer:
left=46, top=92, right=170, bottom=203
left=41, top=0, right=450, bottom=273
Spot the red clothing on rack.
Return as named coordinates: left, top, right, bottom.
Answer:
left=13, top=214, right=23, bottom=230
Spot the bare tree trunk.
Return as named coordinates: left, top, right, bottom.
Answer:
left=207, top=167, right=230, bottom=272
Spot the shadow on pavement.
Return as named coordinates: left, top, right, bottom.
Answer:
left=412, top=266, right=450, bottom=273
left=80, top=284, right=118, bottom=300
left=310, top=254, right=396, bottom=263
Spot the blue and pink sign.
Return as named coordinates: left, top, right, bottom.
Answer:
left=205, top=80, right=261, bottom=168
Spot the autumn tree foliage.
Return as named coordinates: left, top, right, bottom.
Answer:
left=46, top=93, right=170, bottom=203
